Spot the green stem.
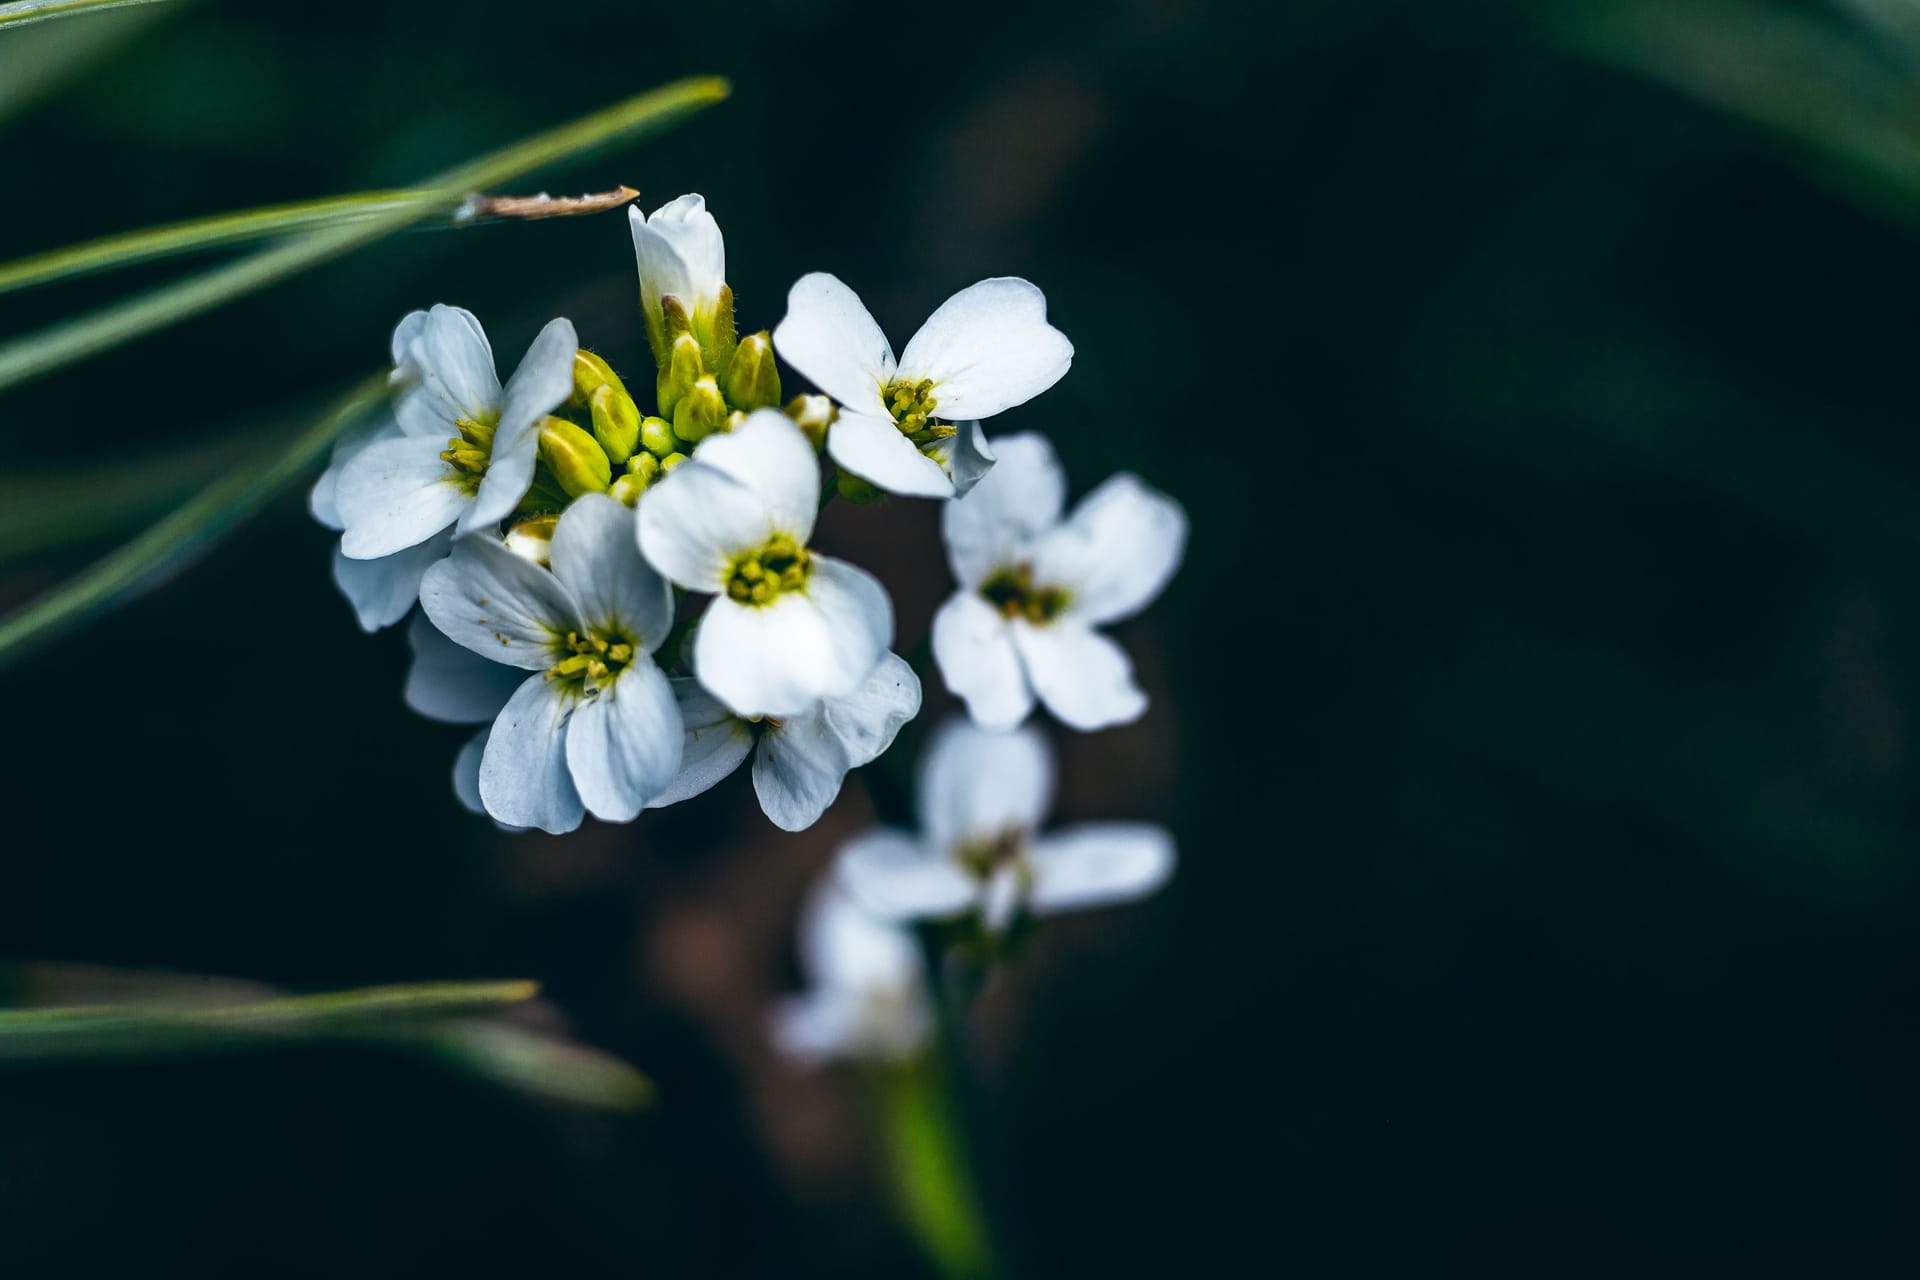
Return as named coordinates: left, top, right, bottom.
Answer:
left=0, top=0, right=174, bottom=30
left=875, top=1051, right=1000, bottom=1280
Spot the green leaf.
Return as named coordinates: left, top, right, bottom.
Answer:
left=0, top=190, right=430, bottom=295
left=0, top=371, right=386, bottom=668
left=0, top=0, right=176, bottom=30
left=0, top=74, right=729, bottom=395
left=0, top=0, right=172, bottom=121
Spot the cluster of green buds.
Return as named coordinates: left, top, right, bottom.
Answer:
left=653, top=292, right=786, bottom=445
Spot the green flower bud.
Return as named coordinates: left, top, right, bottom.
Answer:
left=673, top=376, right=727, bottom=443
left=537, top=416, right=613, bottom=497
left=657, top=332, right=704, bottom=419
left=660, top=451, right=689, bottom=472
left=836, top=469, right=883, bottom=503
left=571, top=349, right=631, bottom=410
left=608, top=453, right=662, bottom=507
left=640, top=415, right=680, bottom=459
left=723, top=330, right=781, bottom=412
left=589, top=382, right=641, bottom=466
left=785, top=393, right=837, bottom=451
left=708, top=283, right=738, bottom=374
left=506, top=514, right=559, bottom=566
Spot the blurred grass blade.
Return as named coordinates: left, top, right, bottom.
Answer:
left=0, top=430, right=252, bottom=562
left=416, top=1021, right=655, bottom=1110
left=0, top=0, right=173, bottom=29
left=0, top=371, right=386, bottom=668
left=0, top=980, right=539, bottom=1058
left=0, top=190, right=428, bottom=295
left=0, top=74, right=729, bottom=395
left=0, top=0, right=171, bottom=121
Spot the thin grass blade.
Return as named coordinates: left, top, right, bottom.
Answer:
left=0, top=0, right=175, bottom=30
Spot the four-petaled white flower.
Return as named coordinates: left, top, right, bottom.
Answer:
left=420, top=493, right=683, bottom=834
left=649, top=652, right=922, bottom=831
left=334, top=306, right=576, bottom=568
left=637, top=409, right=893, bottom=718
left=772, top=273, right=1072, bottom=500
left=310, top=414, right=452, bottom=632
left=836, top=719, right=1175, bottom=932
left=629, top=193, right=727, bottom=351
left=933, top=433, right=1186, bottom=732
left=770, top=877, right=931, bottom=1065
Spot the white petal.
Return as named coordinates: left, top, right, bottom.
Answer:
left=631, top=194, right=726, bottom=327
left=688, top=410, right=819, bottom=540
left=331, top=529, right=449, bottom=633
left=1027, top=824, right=1175, bottom=915
left=821, top=651, right=922, bottom=768
left=452, top=730, right=489, bottom=815
left=930, top=592, right=1033, bottom=730
left=1011, top=619, right=1146, bottom=731
left=752, top=717, right=851, bottom=832
left=693, top=556, right=892, bottom=717
left=418, top=534, right=573, bottom=669
left=915, top=717, right=1054, bottom=852
left=771, top=272, right=894, bottom=417
left=896, top=278, right=1073, bottom=420
left=548, top=493, right=672, bottom=649
left=404, top=610, right=524, bottom=723
left=335, top=433, right=469, bottom=560
left=835, top=827, right=977, bottom=921
left=565, top=659, right=682, bottom=823
left=647, top=678, right=755, bottom=808
left=827, top=411, right=953, bottom=499
left=479, top=674, right=585, bottom=834
left=1033, top=474, right=1188, bottom=625
left=940, top=432, right=1064, bottom=586
left=390, top=309, right=429, bottom=369
left=458, top=318, right=576, bottom=535
left=402, top=304, right=501, bottom=425
left=801, top=877, right=924, bottom=989
left=311, top=417, right=399, bottom=530
left=636, top=460, right=775, bottom=593
left=945, top=421, right=996, bottom=498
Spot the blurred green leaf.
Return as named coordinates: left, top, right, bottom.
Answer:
left=0, top=370, right=386, bottom=668
left=0, top=74, right=729, bottom=395
left=0, top=0, right=171, bottom=120
left=0, top=0, right=175, bottom=30
left=416, top=1021, right=655, bottom=1110
left=0, top=189, right=428, bottom=295
left=0, top=429, right=251, bottom=561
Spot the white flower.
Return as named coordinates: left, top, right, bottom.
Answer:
left=629, top=193, right=727, bottom=350
left=770, top=877, right=931, bottom=1065
left=931, top=433, right=1186, bottom=732
left=310, top=416, right=453, bottom=631
left=397, top=612, right=526, bottom=823
left=636, top=409, right=893, bottom=718
left=419, top=493, right=683, bottom=834
left=648, top=652, right=921, bottom=831
left=771, top=272, right=1072, bottom=499
left=334, top=306, right=576, bottom=563
left=836, top=719, right=1175, bottom=933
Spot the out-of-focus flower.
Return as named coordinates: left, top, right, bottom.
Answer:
left=932, top=433, right=1186, bottom=731
left=649, top=652, right=921, bottom=831
left=333, top=307, right=577, bottom=565
left=419, top=493, right=682, bottom=834
left=835, top=719, right=1175, bottom=932
left=637, top=410, right=893, bottom=718
left=770, top=877, right=931, bottom=1064
left=772, top=274, right=1072, bottom=499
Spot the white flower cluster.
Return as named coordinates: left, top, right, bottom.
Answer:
left=311, top=194, right=1188, bottom=1061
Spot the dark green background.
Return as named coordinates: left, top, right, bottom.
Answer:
left=3, top=0, right=1918, bottom=1273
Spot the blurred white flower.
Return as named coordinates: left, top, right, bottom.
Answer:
left=637, top=410, right=893, bottom=718
left=419, top=493, right=682, bottom=834
left=836, top=718, right=1175, bottom=932
left=772, top=273, right=1072, bottom=499
left=770, top=877, right=931, bottom=1065
left=932, top=433, right=1186, bottom=731
left=629, top=193, right=728, bottom=352
left=334, top=306, right=576, bottom=563
left=649, top=652, right=922, bottom=831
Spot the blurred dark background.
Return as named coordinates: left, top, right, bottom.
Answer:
left=5, top=0, right=1920, bottom=1273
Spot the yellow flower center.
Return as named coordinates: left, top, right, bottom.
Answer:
left=546, top=629, right=636, bottom=691
left=882, top=377, right=954, bottom=448
left=980, top=562, right=1070, bottom=624
left=957, top=829, right=1027, bottom=882
left=440, top=412, right=500, bottom=495
left=727, top=534, right=811, bottom=605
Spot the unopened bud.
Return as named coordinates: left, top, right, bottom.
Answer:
left=640, top=415, right=680, bottom=459
left=537, top=416, right=612, bottom=497
left=660, top=451, right=689, bottom=472
left=589, top=383, right=641, bottom=465
left=571, top=349, right=630, bottom=410
left=785, top=393, right=837, bottom=451
left=609, top=453, right=660, bottom=507
left=657, top=332, right=704, bottom=418
left=673, top=376, right=727, bottom=443
left=836, top=469, right=883, bottom=503
left=723, top=331, right=781, bottom=412
left=506, top=514, right=558, bottom=566
left=708, top=283, right=738, bottom=372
